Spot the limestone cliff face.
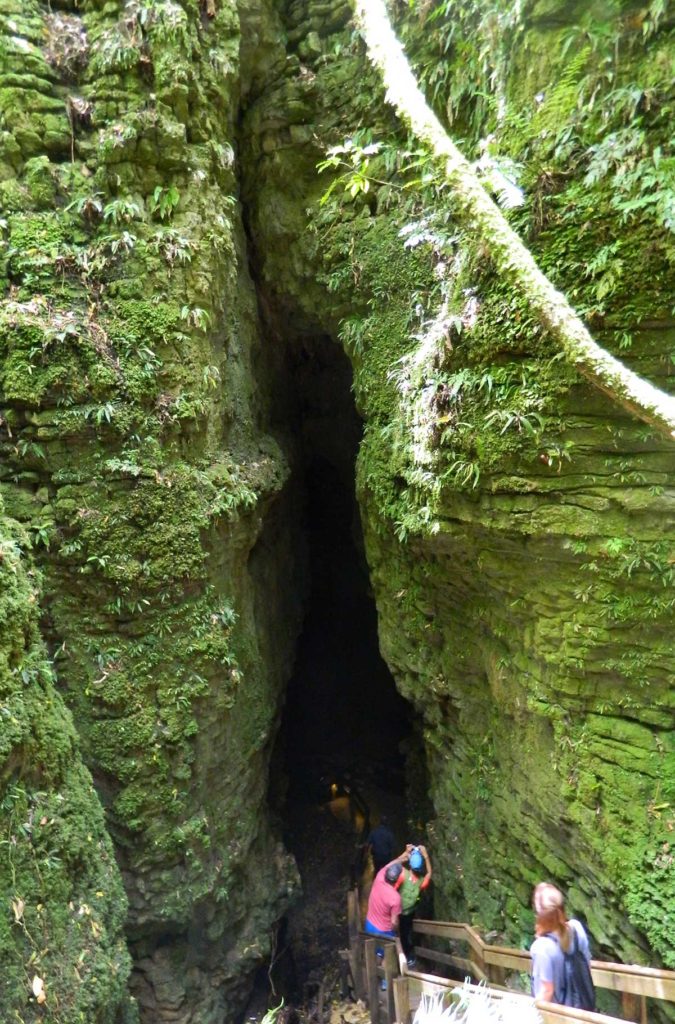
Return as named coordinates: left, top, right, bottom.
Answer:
left=0, top=495, right=132, bottom=1022
left=1, top=0, right=674, bottom=1019
left=0, top=0, right=300, bottom=1019
left=241, top=0, right=675, bottom=971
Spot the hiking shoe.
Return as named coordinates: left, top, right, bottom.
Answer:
left=406, top=957, right=417, bottom=969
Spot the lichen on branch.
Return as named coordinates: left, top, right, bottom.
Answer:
left=351, top=0, right=675, bottom=440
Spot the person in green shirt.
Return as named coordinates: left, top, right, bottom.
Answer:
left=397, top=843, right=432, bottom=968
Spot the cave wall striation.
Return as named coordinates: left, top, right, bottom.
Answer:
left=0, top=0, right=301, bottom=1020
left=1, top=0, right=674, bottom=1019
left=240, top=0, right=675, bottom=973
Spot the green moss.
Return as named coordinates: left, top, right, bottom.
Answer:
left=238, top=0, right=675, bottom=972
left=0, top=497, right=133, bottom=1022
left=2, top=0, right=673, bottom=1006
left=0, top=0, right=298, bottom=1017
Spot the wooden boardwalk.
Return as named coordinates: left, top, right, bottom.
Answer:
left=345, top=889, right=675, bottom=1024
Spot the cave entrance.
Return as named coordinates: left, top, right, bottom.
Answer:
left=271, top=335, right=414, bottom=998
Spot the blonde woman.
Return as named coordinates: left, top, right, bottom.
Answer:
left=530, top=882, right=594, bottom=1008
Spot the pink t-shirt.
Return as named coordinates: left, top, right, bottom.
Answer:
left=366, top=866, right=402, bottom=932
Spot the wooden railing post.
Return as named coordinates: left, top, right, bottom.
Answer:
left=393, top=976, right=410, bottom=1024
left=621, top=992, right=639, bottom=1021
left=384, top=942, right=398, bottom=1022
left=471, top=928, right=487, bottom=981
left=355, top=936, right=366, bottom=1001
left=348, top=889, right=366, bottom=1000
left=488, top=964, right=507, bottom=987
left=365, top=938, right=381, bottom=1024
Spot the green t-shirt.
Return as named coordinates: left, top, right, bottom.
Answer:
left=399, top=869, right=424, bottom=914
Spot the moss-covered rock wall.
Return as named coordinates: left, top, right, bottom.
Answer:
left=1, top=0, right=674, bottom=1017
left=0, top=495, right=132, bottom=1022
left=240, top=0, right=675, bottom=973
left=0, top=0, right=301, bottom=1018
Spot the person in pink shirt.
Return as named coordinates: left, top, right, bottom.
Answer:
left=365, top=861, right=403, bottom=938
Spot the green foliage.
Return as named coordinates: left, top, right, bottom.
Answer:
left=318, top=138, right=383, bottom=203
left=66, top=192, right=104, bottom=220
left=0, top=0, right=292, bottom=1016
left=338, top=315, right=371, bottom=357
left=180, top=303, right=210, bottom=330
left=318, top=130, right=524, bottom=214
left=2, top=0, right=673, bottom=1000
left=138, top=0, right=194, bottom=53
left=262, top=999, right=285, bottom=1024
left=149, top=227, right=197, bottom=265
left=642, top=0, right=669, bottom=39
left=403, top=0, right=520, bottom=133
left=150, top=184, right=181, bottom=221
left=102, top=196, right=142, bottom=225
left=530, top=46, right=591, bottom=139
left=584, top=133, right=675, bottom=233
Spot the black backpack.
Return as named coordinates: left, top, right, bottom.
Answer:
left=561, top=925, right=596, bottom=1012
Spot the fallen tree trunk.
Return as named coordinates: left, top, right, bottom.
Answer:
left=352, top=0, right=675, bottom=440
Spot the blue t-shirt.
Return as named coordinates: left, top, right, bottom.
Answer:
left=531, top=920, right=591, bottom=1003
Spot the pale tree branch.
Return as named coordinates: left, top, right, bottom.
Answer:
left=351, top=0, right=675, bottom=440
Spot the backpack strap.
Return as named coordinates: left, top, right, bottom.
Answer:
left=564, top=925, right=576, bottom=958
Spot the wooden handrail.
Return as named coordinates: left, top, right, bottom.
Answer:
left=347, top=889, right=672, bottom=1024
left=414, top=919, right=675, bottom=1002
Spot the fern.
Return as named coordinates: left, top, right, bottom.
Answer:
left=531, top=46, right=590, bottom=137
left=338, top=316, right=370, bottom=357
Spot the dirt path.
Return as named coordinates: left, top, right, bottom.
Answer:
left=281, top=780, right=409, bottom=995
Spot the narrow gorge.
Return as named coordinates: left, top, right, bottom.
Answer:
left=0, top=0, right=673, bottom=1022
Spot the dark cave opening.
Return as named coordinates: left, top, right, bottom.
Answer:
left=261, top=335, right=419, bottom=1001
left=285, top=450, right=411, bottom=800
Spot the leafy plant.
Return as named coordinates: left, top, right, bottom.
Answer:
left=103, top=197, right=142, bottom=225
left=642, top=0, right=669, bottom=38
left=150, top=185, right=181, bottom=221
left=16, top=439, right=46, bottom=462
left=261, top=999, right=285, bottom=1024
left=447, top=459, right=481, bottom=489
left=30, top=523, right=54, bottom=550
left=483, top=407, right=545, bottom=436
left=66, top=192, right=104, bottom=221
left=99, top=231, right=137, bottom=255
left=149, top=228, right=197, bottom=265
left=91, top=34, right=141, bottom=73
left=338, top=316, right=370, bottom=357
left=318, top=138, right=381, bottom=202
left=180, top=305, right=210, bottom=331
left=82, top=402, right=116, bottom=426
left=138, top=0, right=191, bottom=46
left=202, top=365, right=221, bottom=390
left=475, top=148, right=524, bottom=210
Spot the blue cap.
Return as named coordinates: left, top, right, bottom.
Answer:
left=409, top=849, right=424, bottom=872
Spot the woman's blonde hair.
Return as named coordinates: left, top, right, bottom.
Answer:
left=533, top=882, right=571, bottom=951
